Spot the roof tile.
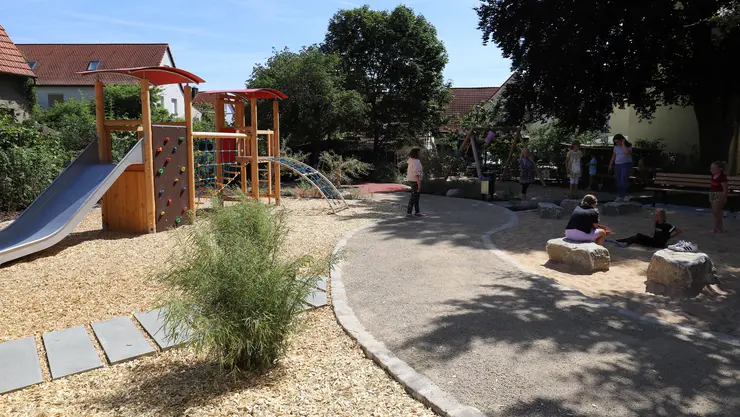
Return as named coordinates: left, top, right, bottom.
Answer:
left=16, top=43, right=169, bottom=85
left=0, top=25, right=35, bottom=77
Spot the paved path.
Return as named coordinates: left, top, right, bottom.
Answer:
left=339, top=194, right=740, bottom=417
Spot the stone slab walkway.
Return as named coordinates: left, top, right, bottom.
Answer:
left=338, top=193, right=740, bottom=417
left=0, top=278, right=329, bottom=394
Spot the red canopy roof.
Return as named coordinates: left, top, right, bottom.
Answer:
left=197, top=88, right=287, bottom=101
left=78, top=66, right=204, bottom=86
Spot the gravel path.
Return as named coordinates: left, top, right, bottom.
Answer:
left=340, top=193, right=740, bottom=417
left=1, top=197, right=436, bottom=416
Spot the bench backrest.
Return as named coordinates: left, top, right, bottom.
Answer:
left=654, top=172, right=740, bottom=190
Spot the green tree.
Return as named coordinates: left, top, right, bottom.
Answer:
left=476, top=0, right=740, bottom=166
left=248, top=46, right=365, bottom=165
left=323, top=5, right=451, bottom=154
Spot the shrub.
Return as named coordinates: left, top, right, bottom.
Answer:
left=318, top=150, right=372, bottom=186
left=370, top=159, right=404, bottom=183
left=157, top=194, right=325, bottom=374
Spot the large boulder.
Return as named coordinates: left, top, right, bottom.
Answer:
left=559, top=199, right=580, bottom=214
left=546, top=238, right=610, bottom=273
left=646, top=250, right=719, bottom=298
left=538, top=202, right=564, bottom=219
left=602, top=201, right=642, bottom=216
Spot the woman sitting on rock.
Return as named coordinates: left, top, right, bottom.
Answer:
left=564, top=194, right=612, bottom=245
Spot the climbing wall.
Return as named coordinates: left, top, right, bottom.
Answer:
left=151, top=125, right=189, bottom=230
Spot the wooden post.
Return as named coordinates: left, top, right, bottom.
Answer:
left=272, top=100, right=281, bottom=205
left=94, top=80, right=111, bottom=230
left=235, top=101, right=247, bottom=194
left=140, top=79, right=156, bottom=233
left=250, top=98, right=259, bottom=199
left=184, top=85, right=196, bottom=218
left=214, top=98, right=225, bottom=187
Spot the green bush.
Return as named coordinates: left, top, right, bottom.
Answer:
left=157, top=194, right=324, bottom=374
left=0, top=113, right=69, bottom=211
left=318, top=150, right=372, bottom=185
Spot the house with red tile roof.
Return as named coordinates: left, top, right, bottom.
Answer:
left=16, top=43, right=198, bottom=118
left=441, top=86, right=501, bottom=134
left=0, top=24, right=36, bottom=120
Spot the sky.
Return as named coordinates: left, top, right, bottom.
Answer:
left=1, top=0, right=511, bottom=91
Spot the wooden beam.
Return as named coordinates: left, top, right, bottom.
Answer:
left=105, top=126, right=141, bottom=132
left=235, top=101, right=247, bottom=194
left=140, top=79, right=156, bottom=233
left=184, top=85, right=195, bottom=218
left=272, top=100, right=281, bottom=205
left=94, top=80, right=110, bottom=231
left=257, top=129, right=274, bottom=135
left=191, top=132, right=249, bottom=139
left=103, top=119, right=143, bottom=127
left=250, top=98, right=259, bottom=199
left=215, top=101, right=225, bottom=187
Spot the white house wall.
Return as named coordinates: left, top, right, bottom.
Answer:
left=36, top=86, right=94, bottom=108
left=608, top=105, right=699, bottom=153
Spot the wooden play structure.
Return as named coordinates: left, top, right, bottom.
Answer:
left=81, top=66, right=348, bottom=234
left=0, top=65, right=347, bottom=266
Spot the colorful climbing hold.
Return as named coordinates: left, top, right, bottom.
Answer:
left=156, top=147, right=163, bottom=153
left=182, top=186, right=187, bottom=191
left=175, top=217, right=181, bottom=224
left=174, top=178, right=179, bottom=183
left=183, top=207, right=188, bottom=212
left=164, top=137, right=170, bottom=143
left=167, top=199, right=172, bottom=205
left=159, top=189, right=164, bottom=195
left=172, top=147, right=178, bottom=153
left=180, top=167, right=186, bottom=173
left=165, top=157, right=171, bottom=164
left=179, top=136, right=185, bottom=143
left=159, top=211, right=165, bottom=216
left=157, top=168, right=164, bottom=175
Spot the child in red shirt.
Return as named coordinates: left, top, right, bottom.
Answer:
left=709, top=161, right=728, bottom=233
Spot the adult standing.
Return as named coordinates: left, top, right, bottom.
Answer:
left=406, top=148, right=424, bottom=217
left=609, top=134, right=633, bottom=201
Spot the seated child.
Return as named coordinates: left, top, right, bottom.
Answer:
left=612, top=208, right=681, bottom=248
left=564, top=194, right=612, bottom=246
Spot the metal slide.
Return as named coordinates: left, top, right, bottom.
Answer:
left=0, top=138, right=144, bottom=266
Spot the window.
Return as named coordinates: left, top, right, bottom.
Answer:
left=48, top=94, right=64, bottom=106
left=27, top=61, right=37, bottom=70
left=87, top=60, right=100, bottom=71
left=171, top=98, right=178, bottom=116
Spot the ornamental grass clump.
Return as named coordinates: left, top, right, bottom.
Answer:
left=157, top=193, right=322, bottom=374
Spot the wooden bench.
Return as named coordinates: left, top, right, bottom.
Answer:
left=646, top=172, right=740, bottom=209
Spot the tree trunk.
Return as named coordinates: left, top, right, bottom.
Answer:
left=692, top=94, right=740, bottom=168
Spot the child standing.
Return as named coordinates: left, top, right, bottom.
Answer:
left=709, top=161, right=728, bottom=233
left=519, top=148, right=536, bottom=200
left=565, top=141, right=583, bottom=198
left=406, top=148, right=424, bottom=217
left=588, top=154, right=598, bottom=191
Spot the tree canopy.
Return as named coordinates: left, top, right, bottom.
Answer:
left=324, top=5, right=451, bottom=153
left=248, top=46, right=365, bottom=163
left=476, top=0, right=740, bottom=165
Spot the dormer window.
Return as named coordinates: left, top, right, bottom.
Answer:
left=27, top=61, right=37, bottom=70
left=87, top=60, right=100, bottom=71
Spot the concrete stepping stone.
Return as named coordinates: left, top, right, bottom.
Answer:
left=43, top=326, right=103, bottom=379
left=315, top=276, right=327, bottom=292
left=303, top=288, right=328, bottom=310
left=91, top=317, right=155, bottom=364
left=0, top=337, right=43, bottom=394
left=134, top=309, right=190, bottom=350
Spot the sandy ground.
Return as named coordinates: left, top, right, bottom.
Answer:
left=491, top=208, right=740, bottom=336
left=1, top=197, right=434, bottom=416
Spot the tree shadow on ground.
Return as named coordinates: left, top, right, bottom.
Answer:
left=336, top=193, right=507, bottom=251
left=89, top=356, right=281, bottom=417
left=398, top=271, right=740, bottom=416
